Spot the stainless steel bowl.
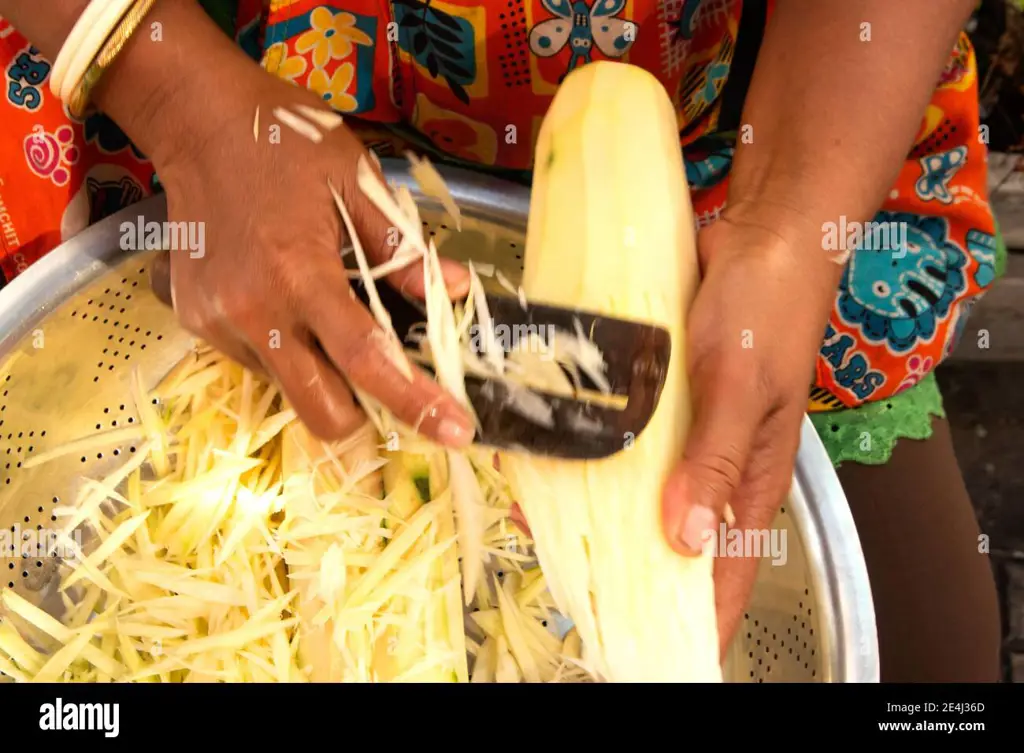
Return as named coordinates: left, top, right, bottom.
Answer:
left=0, top=160, right=879, bottom=682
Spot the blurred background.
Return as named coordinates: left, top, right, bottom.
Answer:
left=949, top=0, right=1024, bottom=683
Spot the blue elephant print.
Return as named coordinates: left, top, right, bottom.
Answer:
left=837, top=212, right=971, bottom=353
left=965, top=228, right=996, bottom=288
left=529, top=0, right=637, bottom=81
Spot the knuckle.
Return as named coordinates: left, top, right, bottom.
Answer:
left=692, top=451, right=745, bottom=496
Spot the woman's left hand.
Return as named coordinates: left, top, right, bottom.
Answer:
left=661, top=205, right=842, bottom=654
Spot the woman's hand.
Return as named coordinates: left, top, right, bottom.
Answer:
left=147, top=65, right=475, bottom=445
left=661, top=205, right=842, bottom=653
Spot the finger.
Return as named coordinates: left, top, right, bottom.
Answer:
left=711, top=409, right=803, bottom=654
left=662, top=363, right=765, bottom=557
left=304, top=272, right=474, bottom=447
left=338, top=153, right=470, bottom=300
left=252, top=323, right=369, bottom=441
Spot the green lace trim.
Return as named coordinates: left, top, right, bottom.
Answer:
left=810, top=373, right=946, bottom=468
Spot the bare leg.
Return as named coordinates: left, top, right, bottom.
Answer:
left=837, top=417, right=1002, bottom=682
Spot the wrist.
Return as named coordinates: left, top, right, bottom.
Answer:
left=89, top=0, right=260, bottom=173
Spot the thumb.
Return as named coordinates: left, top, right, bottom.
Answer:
left=662, top=373, right=761, bottom=556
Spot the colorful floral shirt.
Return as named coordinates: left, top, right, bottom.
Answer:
left=0, top=0, right=999, bottom=413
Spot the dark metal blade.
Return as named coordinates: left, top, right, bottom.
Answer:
left=351, top=281, right=671, bottom=460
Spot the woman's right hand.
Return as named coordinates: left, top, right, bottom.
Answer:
left=147, top=65, right=475, bottom=446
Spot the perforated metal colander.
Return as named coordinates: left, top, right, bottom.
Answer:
left=0, top=160, right=879, bottom=682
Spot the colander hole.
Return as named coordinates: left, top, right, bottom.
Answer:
left=803, top=642, right=807, bottom=649
left=151, top=398, right=157, bottom=405
left=780, top=506, right=786, bottom=513
left=124, top=324, right=130, bottom=330
left=757, top=658, right=762, bottom=666
left=804, top=588, right=809, bottom=596
left=753, top=620, right=759, bottom=627
left=7, top=582, right=12, bottom=589
left=141, top=345, right=146, bottom=350
left=774, top=653, right=778, bottom=660
left=131, top=282, right=138, bottom=287
left=748, top=651, right=753, bottom=658
left=112, top=421, right=117, bottom=426
left=108, top=365, right=114, bottom=371
left=798, top=601, right=803, bottom=608
left=789, top=648, right=793, bottom=655
left=763, top=627, right=768, bottom=634
left=80, top=457, right=86, bottom=463
left=87, top=299, right=93, bottom=304
left=51, top=496, right=57, bottom=503
left=801, top=622, right=805, bottom=628
left=22, top=516, right=27, bottom=523
left=7, top=563, right=11, bottom=570
left=756, top=639, right=760, bottom=646
left=50, top=516, right=55, bottom=522
left=4, top=479, right=9, bottom=485
left=15, top=462, right=20, bottom=469
left=103, top=319, right=109, bottom=324
left=93, top=377, right=99, bottom=382
left=145, top=331, right=151, bottom=336
left=119, top=405, right=125, bottom=410
left=156, top=335, right=163, bottom=341
left=807, top=608, right=813, bottom=617
left=36, top=507, right=42, bottom=513
left=27, top=445, right=32, bottom=452
left=128, top=417, right=134, bottom=423
left=104, top=408, right=110, bottom=413
left=20, top=571, right=26, bottom=578
left=115, top=292, right=120, bottom=298
left=811, top=649, right=815, bottom=656
left=95, top=424, right=101, bottom=430
left=746, top=632, right=752, bottom=639
left=130, top=446, right=136, bottom=453
left=92, top=316, right=98, bottom=321
left=129, top=341, right=135, bottom=346
left=126, top=295, right=132, bottom=300
left=121, top=278, right=127, bottom=284
left=113, top=449, right=120, bottom=456
left=811, top=670, right=816, bottom=677
left=749, top=671, right=754, bottom=678
left=97, top=454, right=103, bottom=459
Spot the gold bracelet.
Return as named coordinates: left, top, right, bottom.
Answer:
left=68, top=0, right=158, bottom=118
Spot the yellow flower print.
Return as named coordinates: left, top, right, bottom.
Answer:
left=308, top=63, right=358, bottom=113
left=261, top=42, right=307, bottom=82
left=295, top=8, right=372, bottom=69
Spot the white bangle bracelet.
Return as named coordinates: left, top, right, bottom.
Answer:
left=60, top=0, right=138, bottom=104
left=50, top=0, right=111, bottom=98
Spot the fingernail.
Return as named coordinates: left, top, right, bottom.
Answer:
left=679, top=505, right=719, bottom=555
left=438, top=416, right=474, bottom=447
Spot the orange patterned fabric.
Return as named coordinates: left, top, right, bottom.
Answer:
left=0, top=1, right=998, bottom=412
